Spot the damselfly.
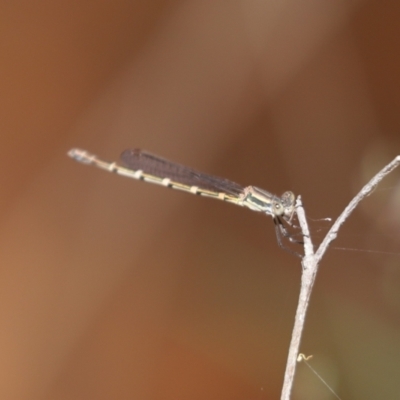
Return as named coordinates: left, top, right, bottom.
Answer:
left=68, top=148, right=300, bottom=254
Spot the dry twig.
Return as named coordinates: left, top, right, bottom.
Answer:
left=281, top=156, right=400, bottom=400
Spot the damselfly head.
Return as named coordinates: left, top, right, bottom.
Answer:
left=280, top=191, right=296, bottom=220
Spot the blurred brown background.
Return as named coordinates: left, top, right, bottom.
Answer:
left=1, top=1, right=400, bottom=399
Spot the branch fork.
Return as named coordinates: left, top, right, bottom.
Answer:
left=281, top=156, right=400, bottom=400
